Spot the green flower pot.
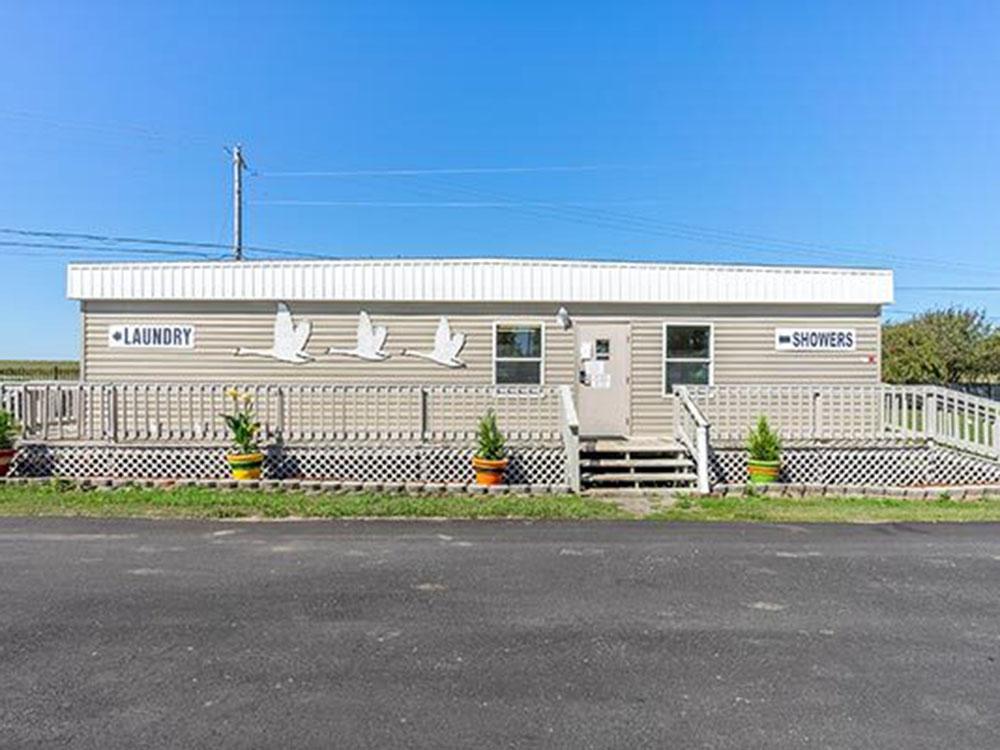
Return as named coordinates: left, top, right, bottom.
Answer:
left=748, top=459, right=780, bottom=484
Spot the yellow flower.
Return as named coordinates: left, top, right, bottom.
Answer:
left=241, top=393, right=253, bottom=405
left=225, top=387, right=240, bottom=400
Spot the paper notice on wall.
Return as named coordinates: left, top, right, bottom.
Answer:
left=580, top=342, right=594, bottom=360
left=592, top=373, right=612, bottom=389
left=584, top=360, right=605, bottom=377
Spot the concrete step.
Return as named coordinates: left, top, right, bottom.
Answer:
left=580, top=439, right=687, bottom=455
left=581, top=457, right=694, bottom=469
left=580, top=471, right=698, bottom=485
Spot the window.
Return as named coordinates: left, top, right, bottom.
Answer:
left=494, top=323, right=544, bottom=384
left=664, top=324, right=712, bottom=393
left=595, top=338, right=611, bottom=360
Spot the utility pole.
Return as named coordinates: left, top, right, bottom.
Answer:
left=232, top=144, right=246, bottom=260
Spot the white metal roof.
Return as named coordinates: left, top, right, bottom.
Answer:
left=66, top=258, right=894, bottom=305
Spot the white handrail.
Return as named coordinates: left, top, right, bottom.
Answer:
left=559, top=385, right=581, bottom=493
left=674, top=386, right=711, bottom=493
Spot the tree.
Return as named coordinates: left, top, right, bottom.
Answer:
left=882, top=308, right=998, bottom=384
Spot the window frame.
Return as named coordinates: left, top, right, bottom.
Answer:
left=492, top=321, right=546, bottom=386
left=662, top=321, right=714, bottom=396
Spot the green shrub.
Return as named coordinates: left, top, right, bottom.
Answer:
left=475, top=409, right=507, bottom=461
left=746, top=416, right=781, bottom=463
left=0, top=408, right=20, bottom=450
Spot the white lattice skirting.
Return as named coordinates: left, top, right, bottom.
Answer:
left=11, top=442, right=570, bottom=486
left=709, top=444, right=1000, bottom=487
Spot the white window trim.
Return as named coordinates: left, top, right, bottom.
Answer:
left=662, top=321, right=714, bottom=397
left=492, top=321, right=546, bottom=386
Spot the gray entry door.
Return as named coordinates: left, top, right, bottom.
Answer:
left=576, top=323, right=631, bottom=437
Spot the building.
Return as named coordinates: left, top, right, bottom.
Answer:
left=6, top=256, right=997, bottom=490
left=67, top=257, right=892, bottom=441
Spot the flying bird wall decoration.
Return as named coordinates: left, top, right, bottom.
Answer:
left=401, top=317, right=467, bottom=368
left=326, top=311, right=391, bottom=361
left=234, top=302, right=314, bottom=364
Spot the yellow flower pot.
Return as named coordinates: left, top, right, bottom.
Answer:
left=226, top=452, right=264, bottom=480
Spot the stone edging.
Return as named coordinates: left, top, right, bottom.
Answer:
left=0, top=476, right=572, bottom=495
left=711, top=482, right=1000, bottom=499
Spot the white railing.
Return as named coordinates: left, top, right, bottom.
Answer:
left=682, top=384, right=886, bottom=443
left=677, top=383, right=1000, bottom=461
left=883, top=385, right=1000, bottom=460
left=0, top=382, right=563, bottom=445
left=559, top=384, right=581, bottom=493
left=673, top=386, right=711, bottom=493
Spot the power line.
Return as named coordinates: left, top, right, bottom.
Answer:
left=256, top=165, right=636, bottom=177
left=251, top=199, right=669, bottom=207
left=897, top=286, right=1000, bottom=292
left=883, top=307, right=1000, bottom=322
left=258, top=163, right=983, bottom=276
left=0, top=227, right=336, bottom=260
left=4, top=222, right=998, bottom=283
left=0, top=226, right=234, bottom=252
left=261, top=180, right=991, bottom=275
left=0, top=108, right=221, bottom=147
left=414, top=178, right=952, bottom=272
left=249, top=161, right=990, bottom=275
left=391, top=174, right=1000, bottom=277
left=372, top=174, right=937, bottom=271
left=0, top=240, right=219, bottom=259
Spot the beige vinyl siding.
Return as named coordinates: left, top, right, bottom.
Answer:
left=628, top=308, right=881, bottom=435
left=82, top=301, right=575, bottom=386
left=82, top=301, right=881, bottom=438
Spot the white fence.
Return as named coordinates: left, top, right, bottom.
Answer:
left=673, top=383, right=1000, bottom=492
left=675, top=383, right=1000, bottom=460
left=0, top=382, right=565, bottom=445
left=882, top=385, right=999, bottom=459
left=6, top=380, right=1000, bottom=491
left=680, top=384, right=884, bottom=443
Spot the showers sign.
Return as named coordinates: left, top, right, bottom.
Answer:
left=775, top=328, right=856, bottom=352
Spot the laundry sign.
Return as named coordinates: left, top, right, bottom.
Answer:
left=775, top=328, right=856, bottom=352
left=109, top=324, right=195, bottom=349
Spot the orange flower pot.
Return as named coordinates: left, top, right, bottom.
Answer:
left=472, top=456, right=509, bottom=485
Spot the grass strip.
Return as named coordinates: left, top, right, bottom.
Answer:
left=4, top=483, right=1000, bottom=523
left=0, top=483, right=628, bottom=520
left=651, top=493, right=1000, bottom=523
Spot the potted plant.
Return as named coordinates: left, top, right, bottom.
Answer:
left=221, top=388, right=264, bottom=480
left=0, top=408, right=20, bottom=478
left=746, top=415, right=781, bottom=484
left=472, top=409, right=508, bottom=485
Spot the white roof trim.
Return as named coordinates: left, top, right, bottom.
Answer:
left=66, top=258, right=894, bottom=305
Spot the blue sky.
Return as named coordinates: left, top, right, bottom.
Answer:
left=1, top=1, right=998, bottom=358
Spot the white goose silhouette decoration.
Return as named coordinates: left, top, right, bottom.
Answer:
left=326, top=311, right=390, bottom=361
left=235, top=302, right=313, bottom=364
left=402, top=317, right=467, bottom=368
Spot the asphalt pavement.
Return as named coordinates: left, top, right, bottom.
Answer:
left=1, top=517, right=999, bottom=748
